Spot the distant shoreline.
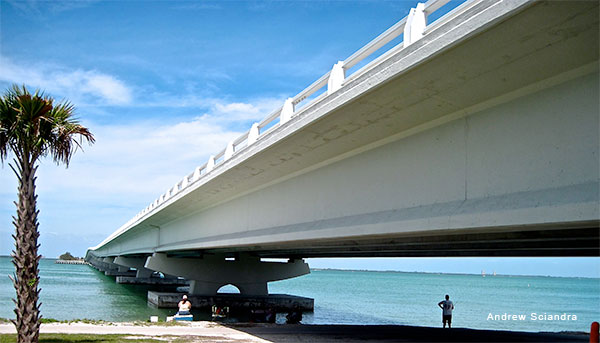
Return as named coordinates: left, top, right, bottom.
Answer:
left=309, top=267, right=600, bottom=279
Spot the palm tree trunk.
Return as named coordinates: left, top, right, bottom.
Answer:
left=11, top=155, right=41, bottom=343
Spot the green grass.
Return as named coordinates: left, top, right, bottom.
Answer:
left=0, top=318, right=186, bottom=326
left=0, top=318, right=155, bottom=326
left=0, top=333, right=171, bottom=343
left=0, top=320, right=194, bottom=343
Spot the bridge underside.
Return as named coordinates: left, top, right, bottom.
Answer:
left=200, top=225, right=599, bottom=258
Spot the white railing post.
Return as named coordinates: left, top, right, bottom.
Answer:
left=280, top=98, right=295, bottom=125
left=404, top=3, right=426, bottom=48
left=327, top=61, right=345, bottom=95
left=224, top=141, right=234, bottom=160
left=206, top=155, right=215, bottom=172
left=181, top=175, right=188, bottom=189
left=248, top=123, right=259, bottom=145
left=193, top=166, right=201, bottom=181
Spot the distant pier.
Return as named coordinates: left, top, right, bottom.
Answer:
left=55, top=259, right=88, bottom=265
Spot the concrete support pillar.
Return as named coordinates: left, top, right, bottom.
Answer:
left=114, top=256, right=156, bottom=278
left=101, top=257, right=123, bottom=271
left=237, top=282, right=268, bottom=296
left=88, top=255, right=135, bottom=276
left=86, top=255, right=106, bottom=271
left=188, top=280, right=220, bottom=295
left=145, top=253, right=310, bottom=296
left=136, top=268, right=154, bottom=278
left=97, top=256, right=132, bottom=275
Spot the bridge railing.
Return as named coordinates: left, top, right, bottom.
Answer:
left=93, top=0, right=476, bottom=250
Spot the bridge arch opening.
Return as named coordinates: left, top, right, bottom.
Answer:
left=217, top=284, right=241, bottom=294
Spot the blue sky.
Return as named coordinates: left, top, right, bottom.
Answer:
left=0, top=0, right=598, bottom=278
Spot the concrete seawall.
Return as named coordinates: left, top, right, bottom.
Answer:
left=148, top=291, right=314, bottom=311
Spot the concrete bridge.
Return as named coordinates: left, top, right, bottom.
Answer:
left=86, top=0, right=599, bottom=298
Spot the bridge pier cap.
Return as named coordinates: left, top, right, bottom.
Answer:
left=114, top=256, right=156, bottom=278
left=145, top=253, right=309, bottom=296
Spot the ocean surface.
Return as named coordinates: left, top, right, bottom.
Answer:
left=0, top=257, right=598, bottom=332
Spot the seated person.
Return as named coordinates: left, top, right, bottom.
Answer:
left=212, top=305, right=229, bottom=318
left=177, top=294, right=192, bottom=315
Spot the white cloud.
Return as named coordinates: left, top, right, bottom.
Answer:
left=81, top=73, right=131, bottom=104
left=0, top=111, right=250, bottom=241
left=209, top=98, right=283, bottom=123
left=0, top=56, right=133, bottom=105
left=0, top=62, right=286, bottom=242
left=215, top=102, right=259, bottom=114
left=128, top=94, right=285, bottom=123
left=1, top=95, right=283, bottom=202
left=5, top=0, right=100, bottom=16
left=33, top=117, right=240, bottom=198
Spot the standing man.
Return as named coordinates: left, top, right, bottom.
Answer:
left=438, top=294, right=454, bottom=328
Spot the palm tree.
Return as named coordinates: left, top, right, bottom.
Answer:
left=0, top=84, right=94, bottom=343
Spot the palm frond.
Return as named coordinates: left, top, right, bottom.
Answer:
left=0, top=84, right=95, bottom=166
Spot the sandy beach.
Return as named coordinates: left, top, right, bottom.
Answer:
left=0, top=322, right=590, bottom=342
left=0, top=322, right=267, bottom=343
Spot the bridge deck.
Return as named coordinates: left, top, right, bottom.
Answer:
left=88, top=0, right=599, bottom=260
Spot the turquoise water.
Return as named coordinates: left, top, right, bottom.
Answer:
left=0, top=257, right=598, bottom=332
